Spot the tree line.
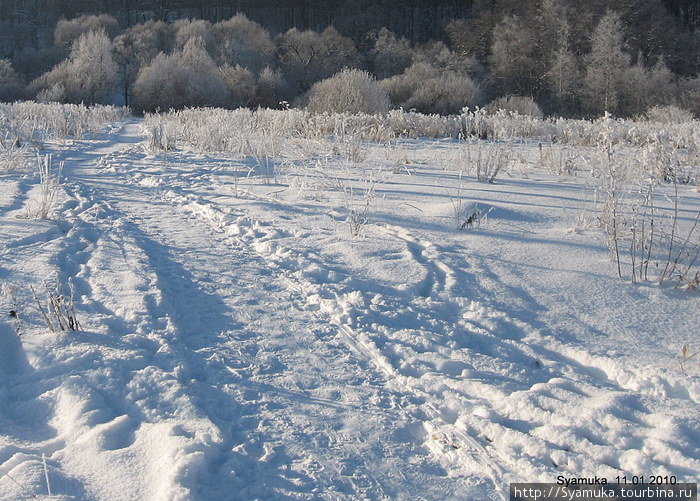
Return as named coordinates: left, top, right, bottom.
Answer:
left=0, top=0, right=697, bottom=118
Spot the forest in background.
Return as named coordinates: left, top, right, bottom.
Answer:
left=0, top=0, right=698, bottom=118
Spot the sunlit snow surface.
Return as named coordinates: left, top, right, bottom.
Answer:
left=0, top=120, right=697, bottom=500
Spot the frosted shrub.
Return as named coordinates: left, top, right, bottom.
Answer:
left=0, top=108, right=29, bottom=170
left=485, top=96, right=543, bottom=119
left=642, top=105, right=695, bottom=124
left=404, top=71, right=480, bottom=116
left=27, top=154, right=63, bottom=220
left=0, top=101, right=127, bottom=141
left=307, top=69, right=390, bottom=115
left=36, top=84, right=66, bottom=103
left=473, top=143, right=512, bottom=182
left=590, top=138, right=700, bottom=288
left=386, top=110, right=461, bottom=139
left=148, top=106, right=466, bottom=148
left=144, top=120, right=174, bottom=156
left=538, top=143, right=578, bottom=176
left=380, top=62, right=480, bottom=115
left=0, top=141, right=29, bottom=172
left=344, top=182, right=375, bottom=237
left=460, top=108, right=553, bottom=141
left=141, top=104, right=698, bottom=154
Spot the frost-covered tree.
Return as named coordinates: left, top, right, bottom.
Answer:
left=174, top=19, right=215, bottom=54
left=29, top=30, right=118, bottom=104
left=381, top=62, right=438, bottom=108
left=11, top=46, right=64, bottom=81
left=253, top=66, right=289, bottom=108
left=530, top=0, right=573, bottom=98
left=277, top=27, right=360, bottom=92
left=368, top=28, right=413, bottom=79
left=488, top=15, right=537, bottom=96
left=214, top=15, right=276, bottom=72
left=582, top=11, right=631, bottom=116
left=133, top=37, right=228, bottom=112
left=0, top=20, right=15, bottom=58
left=0, top=59, right=24, bottom=102
left=112, top=33, right=137, bottom=107
left=413, top=41, right=478, bottom=75
left=112, top=21, right=176, bottom=106
left=54, top=15, right=120, bottom=48
left=113, top=20, right=175, bottom=69
left=678, top=76, right=700, bottom=117
left=545, top=23, right=580, bottom=114
left=307, top=69, right=389, bottom=115
left=621, top=59, right=676, bottom=116
left=320, top=26, right=360, bottom=68
left=219, top=64, right=256, bottom=108
left=445, top=10, right=500, bottom=63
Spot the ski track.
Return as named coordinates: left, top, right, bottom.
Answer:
left=0, top=120, right=697, bottom=499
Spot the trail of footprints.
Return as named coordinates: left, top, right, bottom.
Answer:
left=65, top=134, right=695, bottom=494
left=151, top=177, right=698, bottom=487
left=2, top=124, right=692, bottom=498
left=89, top=143, right=412, bottom=498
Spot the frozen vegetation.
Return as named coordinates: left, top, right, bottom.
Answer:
left=0, top=103, right=698, bottom=499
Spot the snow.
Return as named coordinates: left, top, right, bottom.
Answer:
left=0, top=117, right=698, bottom=500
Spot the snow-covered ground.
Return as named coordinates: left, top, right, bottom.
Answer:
left=0, top=118, right=698, bottom=500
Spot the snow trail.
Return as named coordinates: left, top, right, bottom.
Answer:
left=150, top=139, right=697, bottom=489
left=1, top=122, right=487, bottom=499
left=0, top=120, right=697, bottom=499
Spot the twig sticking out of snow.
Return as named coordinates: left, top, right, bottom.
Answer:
left=42, top=453, right=52, bottom=497
left=0, top=465, right=38, bottom=498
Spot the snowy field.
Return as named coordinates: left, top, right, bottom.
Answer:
left=0, top=104, right=698, bottom=500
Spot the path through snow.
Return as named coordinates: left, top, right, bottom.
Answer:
left=0, top=121, right=697, bottom=500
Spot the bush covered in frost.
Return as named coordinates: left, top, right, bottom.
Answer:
left=306, top=69, right=390, bottom=115
left=485, top=95, right=543, bottom=119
